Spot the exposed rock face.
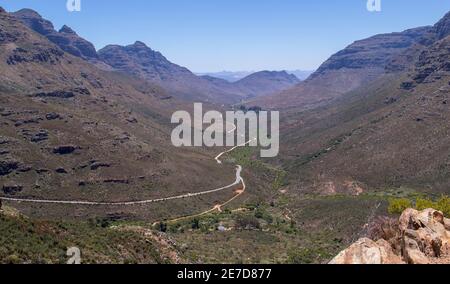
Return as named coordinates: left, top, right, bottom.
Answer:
left=33, top=88, right=90, bottom=99
left=330, top=209, right=450, bottom=264
left=29, top=130, right=49, bottom=143
left=7, top=46, right=64, bottom=65
left=0, top=160, right=19, bottom=176
left=34, top=91, right=75, bottom=99
left=12, top=9, right=54, bottom=36
left=12, top=9, right=98, bottom=60
left=45, top=112, right=61, bottom=120
left=2, top=184, right=23, bottom=195
left=330, top=238, right=404, bottom=264
left=53, top=145, right=77, bottom=155
left=399, top=208, right=450, bottom=264
left=433, top=11, right=450, bottom=40
left=53, top=25, right=99, bottom=59
left=410, top=36, right=450, bottom=86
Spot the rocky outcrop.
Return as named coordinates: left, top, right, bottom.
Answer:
left=52, top=145, right=77, bottom=155
left=399, top=208, right=450, bottom=264
left=33, top=88, right=90, bottom=99
left=45, top=112, right=61, bottom=120
left=411, top=36, right=450, bottom=85
left=2, top=184, right=23, bottom=195
left=34, top=91, right=75, bottom=99
left=0, top=160, right=19, bottom=176
left=330, top=238, right=404, bottom=264
left=330, top=208, right=450, bottom=264
left=7, top=46, right=64, bottom=65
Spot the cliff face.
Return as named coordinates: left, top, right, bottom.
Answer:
left=330, top=208, right=450, bottom=264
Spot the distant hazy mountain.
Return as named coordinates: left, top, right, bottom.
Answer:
left=233, top=71, right=301, bottom=98
left=196, top=71, right=254, bottom=82
left=198, top=70, right=313, bottom=82
left=287, top=70, right=314, bottom=81
left=98, top=42, right=302, bottom=101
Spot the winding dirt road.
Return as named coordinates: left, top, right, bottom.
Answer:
left=1, top=120, right=250, bottom=209
left=0, top=165, right=244, bottom=206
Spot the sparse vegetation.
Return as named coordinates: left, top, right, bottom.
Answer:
left=0, top=208, right=167, bottom=264
left=388, top=198, right=413, bottom=214
left=388, top=195, right=450, bottom=216
left=235, top=215, right=261, bottom=230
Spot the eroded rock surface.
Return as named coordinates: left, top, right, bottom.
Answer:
left=330, top=208, right=450, bottom=264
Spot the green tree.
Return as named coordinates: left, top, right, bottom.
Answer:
left=388, top=198, right=412, bottom=214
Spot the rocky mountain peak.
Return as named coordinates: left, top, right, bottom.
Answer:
left=59, top=25, right=77, bottom=35
left=0, top=6, right=6, bottom=13
left=13, top=8, right=42, bottom=18
left=12, top=8, right=55, bottom=36
left=13, top=9, right=98, bottom=60
left=126, top=41, right=162, bottom=58
left=132, top=41, right=149, bottom=48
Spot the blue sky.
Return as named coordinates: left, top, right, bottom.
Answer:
left=0, top=0, right=449, bottom=72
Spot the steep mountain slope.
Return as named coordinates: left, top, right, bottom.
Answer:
left=251, top=26, right=435, bottom=110
left=0, top=7, right=235, bottom=220
left=278, top=13, right=450, bottom=195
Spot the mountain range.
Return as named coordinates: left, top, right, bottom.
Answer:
left=197, top=70, right=313, bottom=82
left=12, top=9, right=301, bottom=104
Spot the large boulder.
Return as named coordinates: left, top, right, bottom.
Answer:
left=330, top=208, right=450, bottom=264
left=399, top=208, right=450, bottom=264
left=329, top=238, right=404, bottom=264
